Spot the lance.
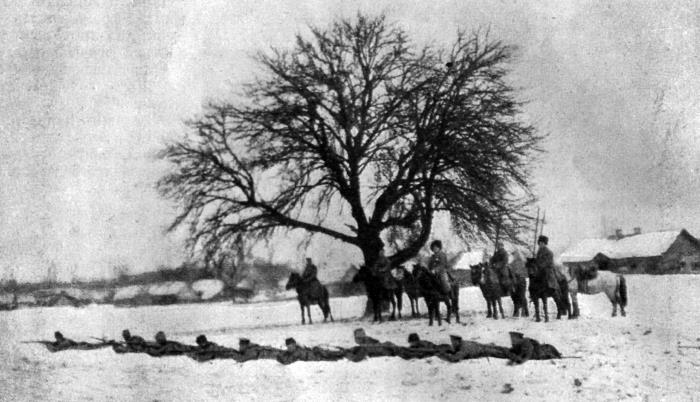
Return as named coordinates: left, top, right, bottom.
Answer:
left=539, top=210, right=547, bottom=240
left=532, top=208, right=540, bottom=256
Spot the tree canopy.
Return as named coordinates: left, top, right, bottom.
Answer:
left=158, top=14, right=541, bottom=267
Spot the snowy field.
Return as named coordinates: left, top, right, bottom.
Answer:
left=1, top=276, right=700, bottom=401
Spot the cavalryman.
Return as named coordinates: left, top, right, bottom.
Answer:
left=301, top=258, right=318, bottom=284
left=428, top=240, right=452, bottom=293
left=373, top=248, right=397, bottom=290
left=490, top=242, right=513, bottom=294
left=536, top=235, right=561, bottom=299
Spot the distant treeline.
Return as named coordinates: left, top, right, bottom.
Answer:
left=0, top=260, right=294, bottom=294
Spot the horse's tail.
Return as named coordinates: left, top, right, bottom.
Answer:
left=618, top=275, right=628, bottom=308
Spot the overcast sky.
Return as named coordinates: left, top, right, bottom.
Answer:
left=1, top=0, right=699, bottom=281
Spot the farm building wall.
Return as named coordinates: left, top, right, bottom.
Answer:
left=660, top=235, right=700, bottom=273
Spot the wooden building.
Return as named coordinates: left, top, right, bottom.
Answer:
left=561, top=229, right=700, bottom=274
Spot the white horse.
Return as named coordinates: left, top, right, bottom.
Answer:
left=557, top=264, right=628, bottom=318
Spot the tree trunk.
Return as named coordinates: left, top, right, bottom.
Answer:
left=359, top=235, right=390, bottom=318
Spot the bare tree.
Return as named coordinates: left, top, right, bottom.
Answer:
left=158, top=14, right=541, bottom=269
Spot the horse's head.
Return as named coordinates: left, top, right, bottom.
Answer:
left=286, top=272, right=301, bottom=290
left=525, top=257, right=539, bottom=277
left=469, top=263, right=483, bottom=285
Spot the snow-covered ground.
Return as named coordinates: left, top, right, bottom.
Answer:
left=1, top=275, right=700, bottom=401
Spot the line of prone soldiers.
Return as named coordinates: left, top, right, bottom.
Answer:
left=28, top=329, right=562, bottom=365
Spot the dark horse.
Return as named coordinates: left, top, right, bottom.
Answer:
left=352, top=265, right=403, bottom=322
left=471, top=262, right=529, bottom=318
left=395, top=265, right=421, bottom=317
left=412, top=264, right=460, bottom=326
left=525, top=258, right=571, bottom=322
left=470, top=263, right=505, bottom=319
left=285, top=273, right=334, bottom=325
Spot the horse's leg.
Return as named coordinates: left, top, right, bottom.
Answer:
left=533, top=297, right=541, bottom=322
left=542, top=297, right=550, bottom=322
left=619, top=280, right=626, bottom=316
left=319, top=302, right=328, bottom=323
left=444, top=298, right=451, bottom=324
left=436, top=300, right=443, bottom=326
left=389, top=295, right=397, bottom=321
left=497, top=298, right=505, bottom=319
left=453, top=289, right=460, bottom=323
left=396, top=291, right=403, bottom=319
left=300, top=303, right=306, bottom=325
left=570, top=291, right=579, bottom=319
left=307, top=305, right=313, bottom=324
left=427, top=299, right=434, bottom=326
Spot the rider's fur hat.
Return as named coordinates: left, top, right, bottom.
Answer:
left=538, top=235, right=549, bottom=245
left=407, top=333, right=420, bottom=343
left=430, top=240, right=443, bottom=250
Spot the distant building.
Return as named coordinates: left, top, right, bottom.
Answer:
left=561, top=228, right=700, bottom=274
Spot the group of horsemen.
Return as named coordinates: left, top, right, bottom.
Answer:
left=299, top=235, right=571, bottom=299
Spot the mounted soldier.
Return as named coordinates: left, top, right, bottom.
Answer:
left=536, top=235, right=562, bottom=299
left=301, top=257, right=318, bottom=284
left=372, top=248, right=397, bottom=290
left=428, top=240, right=451, bottom=294
left=490, top=242, right=513, bottom=295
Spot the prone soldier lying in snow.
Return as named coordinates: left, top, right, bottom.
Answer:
left=145, top=331, right=196, bottom=357
left=437, top=335, right=513, bottom=362
left=25, top=331, right=117, bottom=352
left=276, top=338, right=346, bottom=365
left=112, top=329, right=151, bottom=354
left=186, top=335, right=248, bottom=362
left=507, top=331, right=561, bottom=364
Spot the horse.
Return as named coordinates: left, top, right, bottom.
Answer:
left=524, top=258, right=571, bottom=322
left=470, top=263, right=505, bottom=319
left=412, top=264, right=460, bottom=326
left=510, top=263, right=530, bottom=318
left=395, top=265, right=421, bottom=317
left=563, top=264, right=628, bottom=317
left=352, top=265, right=402, bottom=322
left=285, top=273, right=334, bottom=325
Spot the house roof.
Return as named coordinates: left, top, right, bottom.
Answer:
left=560, top=238, right=617, bottom=263
left=453, top=250, right=489, bottom=269
left=561, top=229, right=695, bottom=263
